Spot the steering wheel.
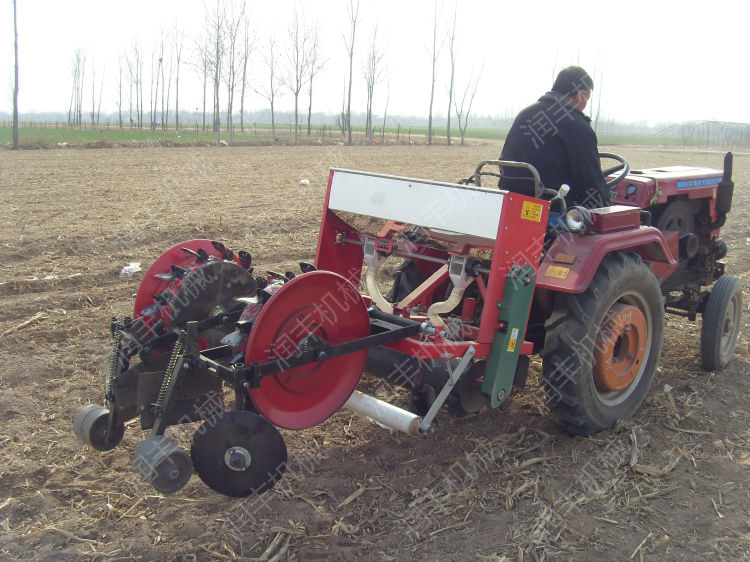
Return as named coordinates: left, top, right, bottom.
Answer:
left=599, top=152, right=630, bottom=190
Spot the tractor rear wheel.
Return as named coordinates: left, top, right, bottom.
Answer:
left=700, top=275, right=742, bottom=371
left=541, top=252, right=664, bottom=434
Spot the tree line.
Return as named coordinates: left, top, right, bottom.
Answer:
left=59, top=0, right=481, bottom=146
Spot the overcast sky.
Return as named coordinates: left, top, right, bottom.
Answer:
left=1, top=0, right=748, bottom=125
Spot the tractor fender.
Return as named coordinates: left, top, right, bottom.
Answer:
left=535, top=226, right=678, bottom=294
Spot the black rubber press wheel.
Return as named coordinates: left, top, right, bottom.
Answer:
left=133, top=435, right=193, bottom=494
left=701, top=275, right=742, bottom=371
left=73, top=404, right=125, bottom=452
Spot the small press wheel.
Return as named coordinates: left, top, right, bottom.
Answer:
left=701, top=275, right=743, bottom=371
left=73, top=404, right=125, bottom=452
left=191, top=410, right=287, bottom=498
left=133, top=436, right=193, bottom=494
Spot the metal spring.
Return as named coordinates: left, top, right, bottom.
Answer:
left=154, top=337, right=183, bottom=412
left=105, top=331, right=121, bottom=400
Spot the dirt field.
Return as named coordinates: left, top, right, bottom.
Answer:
left=1, top=143, right=749, bottom=561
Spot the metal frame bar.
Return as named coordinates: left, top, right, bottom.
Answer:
left=240, top=310, right=421, bottom=387
left=418, top=345, right=476, bottom=433
left=472, top=160, right=543, bottom=198
left=140, top=308, right=243, bottom=352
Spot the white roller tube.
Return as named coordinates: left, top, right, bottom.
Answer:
left=344, top=390, right=421, bottom=435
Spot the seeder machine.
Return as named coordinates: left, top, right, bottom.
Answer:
left=75, top=154, right=741, bottom=497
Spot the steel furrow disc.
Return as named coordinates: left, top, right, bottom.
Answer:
left=134, top=239, right=257, bottom=330
left=168, top=261, right=256, bottom=327
left=191, top=410, right=287, bottom=497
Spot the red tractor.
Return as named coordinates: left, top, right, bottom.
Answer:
left=74, top=152, right=741, bottom=498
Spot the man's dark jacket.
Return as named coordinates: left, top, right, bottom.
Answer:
left=499, top=91, right=609, bottom=208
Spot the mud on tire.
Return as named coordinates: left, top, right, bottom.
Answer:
left=540, top=252, right=665, bottom=435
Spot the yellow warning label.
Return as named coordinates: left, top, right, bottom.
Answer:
left=713, top=187, right=717, bottom=199
left=507, top=328, right=519, bottom=352
left=521, top=201, right=543, bottom=222
left=545, top=265, right=570, bottom=279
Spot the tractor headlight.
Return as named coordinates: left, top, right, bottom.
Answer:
left=564, top=206, right=592, bottom=233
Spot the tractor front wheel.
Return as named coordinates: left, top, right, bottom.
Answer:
left=541, top=252, right=664, bottom=434
left=700, top=275, right=742, bottom=371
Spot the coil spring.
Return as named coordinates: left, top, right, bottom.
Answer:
left=105, top=331, right=122, bottom=400
left=154, top=337, right=183, bottom=412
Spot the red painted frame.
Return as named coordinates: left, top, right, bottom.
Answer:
left=314, top=170, right=550, bottom=361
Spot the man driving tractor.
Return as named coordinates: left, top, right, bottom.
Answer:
left=500, top=66, right=609, bottom=208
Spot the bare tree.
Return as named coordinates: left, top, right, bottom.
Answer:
left=427, top=0, right=443, bottom=145
left=454, top=68, right=481, bottom=146
left=363, top=26, right=384, bottom=143
left=116, top=56, right=124, bottom=128
left=157, top=35, right=165, bottom=129
left=194, top=38, right=209, bottom=131
left=90, top=63, right=97, bottom=125
left=343, top=0, right=360, bottom=145
left=148, top=49, right=162, bottom=131
left=96, top=65, right=105, bottom=125
left=381, top=83, right=389, bottom=142
left=173, top=26, right=184, bottom=131
left=126, top=65, right=133, bottom=128
left=159, top=32, right=174, bottom=131
left=446, top=7, right=457, bottom=146
left=138, top=48, right=144, bottom=128
left=126, top=42, right=144, bottom=128
left=222, top=0, right=246, bottom=144
left=254, top=38, right=282, bottom=143
left=85, top=60, right=104, bottom=126
left=12, top=0, right=19, bottom=149
left=306, top=26, right=325, bottom=136
left=337, top=77, right=347, bottom=136
left=68, top=49, right=86, bottom=128
left=205, top=1, right=226, bottom=143
left=238, top=16, right=253, bottom=133
left=284, top=9, right=312, bottom=145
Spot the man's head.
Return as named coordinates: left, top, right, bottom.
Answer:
left=552, top=66, right=593, bottom=111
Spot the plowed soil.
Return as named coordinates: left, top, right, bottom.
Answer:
left=1, top=144, right=749, bottom=560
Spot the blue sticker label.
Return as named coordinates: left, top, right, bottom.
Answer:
left=676, top=177, right=722, bottom=190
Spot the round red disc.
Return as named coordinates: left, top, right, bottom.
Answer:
left=246, top=271, right=370, bottom=429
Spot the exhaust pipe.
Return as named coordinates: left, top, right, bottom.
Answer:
left=716, top=152, right=734, bottom=214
